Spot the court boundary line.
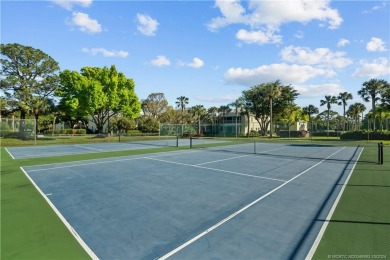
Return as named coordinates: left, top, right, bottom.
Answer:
left=4, top=147, right=15, bottom=160
left=24, top=149, right=199, bottom=172
left=20, top=167, right=99, bottom=260
left=305, top=146, right=364, bottom=259
left=144, top=156, right=287, bottom=182
left=157, top=147, right=346, bottom=260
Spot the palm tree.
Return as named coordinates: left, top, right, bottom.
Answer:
left=320, top=95, right=338, bottom=137
left=229, top=97, right=245, bottom=138
left=190, top=105, right=206, bottom=134
left=348, top=103, right=366, bottom=130
left=355, top=103, right=366, bottom=130
left=302, top=104, right=319, bottom=133
left=175, top=96, right=189, bottom=124
left=337, top=92, right=353, bottom=131
left=218, top=105, right=231, bottom=137
left=263, top=80, right=282, bottom=138
left=358, top=79, right=387, bottom=131
left=207, top=106, right=218, bottom=136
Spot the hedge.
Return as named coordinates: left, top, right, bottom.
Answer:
left=340, top=131, right=390, bottom=140
left=43, top=129, right=87, bottom=135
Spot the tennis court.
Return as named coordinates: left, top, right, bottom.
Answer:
left=22, top=142, right=362, bottom=259
left=5, top=137, right=226, bottom=159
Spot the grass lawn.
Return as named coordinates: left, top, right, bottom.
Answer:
left=1, top=138, right=389, bottom=259
left=313, top=143, right=390, bottom=259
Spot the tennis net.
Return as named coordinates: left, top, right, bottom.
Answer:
left=119, top=135, right=179, bottom=147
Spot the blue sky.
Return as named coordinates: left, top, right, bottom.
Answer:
left=2, top=0, right=389, bottom=113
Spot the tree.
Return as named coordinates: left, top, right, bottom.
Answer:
left=159, top=106, right=181, bottom=124
left=0, top=43, right=60, bottom=133
left=263, top=80, right=282, bottom=138
left=302, top=105, right=319, bottom=132
left=275, top=85, right=299, bottom=137
left=110, top=117, right=136, bottom=134
left=358, top=79, right=388, bottom=131
left=337, top=92, right=353, bottom=131
left=141, top=93, right=169, bottom=120
left=381, top=83, right=390, bottom=109
left=58, top=65, right=141, bottom=134
left=218, top=105, right=231, bottom=137
left=28, top=96, right=55, bottom=133
left=230, top=97, right=245, bottom=137
left=320, top=95, right=338, bottom=136
left=175, top=96, right=189, bottom=124
left=347, top=103, right=366, bottom=130
left=137, top=117, right=159, bottom=133
left=207, top=106, right=218, bottom=136
left=189, top=105, right=206, bottom=134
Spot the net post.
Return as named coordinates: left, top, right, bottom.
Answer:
left=378, top=142, right=381, bottom=164
left=380, top=142, right=384, bottom=165
left=176, top=136, right=179, bottom=147
left=190, top=136, right=193, bottom=148
left=254, top=140, right=256, bottom=154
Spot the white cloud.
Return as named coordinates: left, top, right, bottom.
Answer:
left=236, top=29, right=282, bottom=44
left=136, top=14, right=159, bottom=36
left=224, top=63, right=332, bottom=86
left=52, top=0, right=92, bottom=10
left=207, top=0, right=248, bottom=32
left=337, top=38, right=350, bottom=47
left=362, top=2, right=387, bottom=13
left=179, top=58, right=205, bottom=69
left=71, top=12, right=102, bottom=33
left=150, top=55, right=170, bottom=67
left=82, top=48, right=128, bottom=58
left=280, top=45, right=353, bottom=69
left=207, top=0, right=343, bottom=32
left=366, top=37, right=387, bottom=52
left=353, top=57, right=390, bottom=78
left=294, top=84, right=345, bottom=98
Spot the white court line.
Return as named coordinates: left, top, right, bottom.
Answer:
left=157, top=146, right=346, bottom=260
left=4, top=147, right=16, bottom=160
left=196, top=147, right=286, bottom=166
left=20, top=167, right=98, bottom=260
left=25, top=149, right=198, bottom=172
left=306, top=147, right=363, bottom=259
left=145, top=156, right=286, bottom=183
left=74, top=144, right=105, bottom=152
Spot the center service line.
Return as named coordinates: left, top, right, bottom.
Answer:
left=157, top=147, right=346, bottom=260
left=144, top=157, right=286, bottom=182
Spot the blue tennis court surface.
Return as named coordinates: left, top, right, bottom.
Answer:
left=6, top=138, right=226, bottom=159
left=22, top=143, right=362, bottom=259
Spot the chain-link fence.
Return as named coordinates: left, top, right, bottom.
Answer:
left=1, top=118, right=36, bottom=141
left=159, top=123, right=242, bottom=137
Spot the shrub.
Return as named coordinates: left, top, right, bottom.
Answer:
left=127, top=129, right=142, bottom=135
left=340, top=130, right=390, bottom=140
left=1, top=131, right=19, bottom=138
left=278, top=130, right=308, bottom=138
left=73, top=129, right=86, bottom=135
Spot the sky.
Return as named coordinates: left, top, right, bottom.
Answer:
left=1, top=0, right=390, bottom=114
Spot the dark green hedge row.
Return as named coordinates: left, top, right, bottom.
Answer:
left=278, top=130, right=308, bottom=138
left=340, top=131, right=390, bottom=140
left=43, top=129, right=87, bottom=135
